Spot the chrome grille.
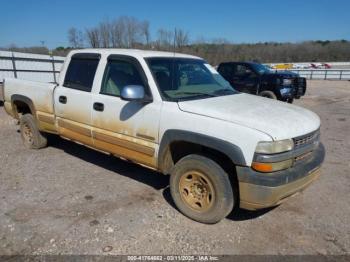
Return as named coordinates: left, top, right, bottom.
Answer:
left=294, top=130, right=320, bottom=148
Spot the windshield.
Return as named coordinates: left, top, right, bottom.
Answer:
left=146, top=58, right=237, bottom=101
left=250, top=63, right=272, bottom=75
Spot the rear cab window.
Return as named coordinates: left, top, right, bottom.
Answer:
left=63, top=53, right=101, bottom=92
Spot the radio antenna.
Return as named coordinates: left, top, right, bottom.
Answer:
left=173, top=28, right=177, bottom=57
left=171, top=28, right=177, bottom=92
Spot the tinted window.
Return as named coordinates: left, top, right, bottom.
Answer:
left=218, top=64, right=234, bottom=79
left=101, top=60, right=144, bottom=97
left=64, top=58, right=99, bottom=92
left=250, top=63, right=272, bottom=74
left=234, top=64, right=257, bottom=77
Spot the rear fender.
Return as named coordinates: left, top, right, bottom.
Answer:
left=11, top=94, right=36, bottom=120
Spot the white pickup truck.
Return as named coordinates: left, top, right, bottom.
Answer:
left=1, top=49, right=325, bottom=223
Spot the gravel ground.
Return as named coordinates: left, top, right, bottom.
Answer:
left=0, top=80, right=349, bottom=255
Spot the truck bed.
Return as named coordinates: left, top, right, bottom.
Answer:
left=3, top=78, right=57, bottom=115
left=0, top=83, right=4, bottom=103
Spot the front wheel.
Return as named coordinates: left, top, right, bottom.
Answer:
left=170, top=154, right=235, bottom=224
left=259, top=90, right=277, bottom=100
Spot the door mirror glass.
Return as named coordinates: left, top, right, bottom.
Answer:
left=121, top=85, right=147, bottom=101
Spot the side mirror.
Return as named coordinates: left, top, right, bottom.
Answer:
left=120, top=85, right=151, bottom=102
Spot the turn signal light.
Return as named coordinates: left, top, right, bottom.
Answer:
left=252, top=159, right=293, bottom=173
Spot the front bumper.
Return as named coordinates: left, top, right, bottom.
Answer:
left=279, top=87, right=294, bottom=99
left=237, top=143, right=325, bottom=210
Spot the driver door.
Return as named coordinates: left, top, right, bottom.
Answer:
left=234, top=64, right=258, bottom=94
left=91, top=55, right=161, bottom=168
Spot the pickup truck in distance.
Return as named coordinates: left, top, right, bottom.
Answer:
left=2, top=49, right=324, bottom=223
left=217, top=62, right=307, bottom=103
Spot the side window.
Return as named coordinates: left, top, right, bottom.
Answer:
left=148, top=60, right=173, bottom=91
left=101, top=60, right=144, bottom=97
left=218, top=64, right=234, bottom=79
left=235, top=64, right=252, bottom=77
left=63, top=57, right=99, bottom=92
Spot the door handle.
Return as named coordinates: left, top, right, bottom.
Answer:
left=93, top=102, right=104, bottom=112
left=59, top=96, right=67, bottom=104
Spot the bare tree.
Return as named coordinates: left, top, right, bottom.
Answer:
left=99, top=20, right=111, bottom=48
left=175, top=28, right=189, bottom=50
left=68, top=27, right=83, bottom=48
left=83, top=16, right=150, bottom=49
left=140, top=20, right=150, bottom=47
left=67, top=16, right=350, bottom=64
left=111, top=18, right=126, bottom=47
left=124, top=16, right=140, bottom=48
left=156, top=28, right=173, bottom=50
left=85, top=27, right=100, bottom=48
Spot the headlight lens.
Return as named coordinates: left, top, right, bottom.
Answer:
left=255, top=139, right=294, bottom=154
left=282, top=79, right=292, bottom=85
left=280, top=87, right=292, bottom=95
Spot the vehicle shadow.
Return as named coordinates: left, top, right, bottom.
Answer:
left=47, top=135, right=169, bottom=191
left=162, top=186, right=276, bottom=222
left=47, top=135, right=275, bottom=222
left=226, top=206, right=276, bottom=221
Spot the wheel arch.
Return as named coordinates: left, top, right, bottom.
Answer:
left=158, top=130, right=246, bottom=175
left=11, top=94, right=36, bottom=119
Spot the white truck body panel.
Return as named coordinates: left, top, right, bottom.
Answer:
left=3, top=78, right=56, bottom=114
left=178, top=93, right=320, bottom=141
left=159, top=102, right=272, bottom=165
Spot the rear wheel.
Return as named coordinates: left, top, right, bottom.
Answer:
left=259, top=91, right=277, bottom=100
left=20, top=114, right=47, bottom=149
left=170, top=154, right=235, bottom=224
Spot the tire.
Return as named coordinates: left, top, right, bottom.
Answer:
left=20, top=114, right=47, bottom=149
left=170, top=154, right=235, bottom=224
left=259, top=91, right=277, bottom=100
left=287, top=98, right=294, bottom=104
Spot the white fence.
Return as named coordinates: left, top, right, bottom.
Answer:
left=270, top=62, right=350, bottom=68
left=287, top=69, right=350, bottom=80
left=0, top=51, right=65, bottom=83
left=1, top=51, right=350, bottom=83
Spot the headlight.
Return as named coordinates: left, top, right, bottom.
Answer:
left=255, top=139, right=294, bottom=154
left=282, top=79, right=292, bottom=86
left=280, top=87, right=292, bottom=95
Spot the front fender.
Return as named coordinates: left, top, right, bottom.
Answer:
left=158, top=129, right=246, bottom=173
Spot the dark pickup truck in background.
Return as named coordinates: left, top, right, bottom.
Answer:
left=217, top=62, right=306, bottom=103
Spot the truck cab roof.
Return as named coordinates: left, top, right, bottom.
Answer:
left=68, top=48, right=201, bottom=60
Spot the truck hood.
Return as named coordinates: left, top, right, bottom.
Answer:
left=177, top=93, right=320, bottom=140
left=261, top=70, right=300, bottom=79
left=264, top=70, right=299, bottom=78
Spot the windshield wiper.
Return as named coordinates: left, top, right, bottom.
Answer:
left=173, top=91, right=218, bottom=98
left=212, top=89, right=236, bottom=95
